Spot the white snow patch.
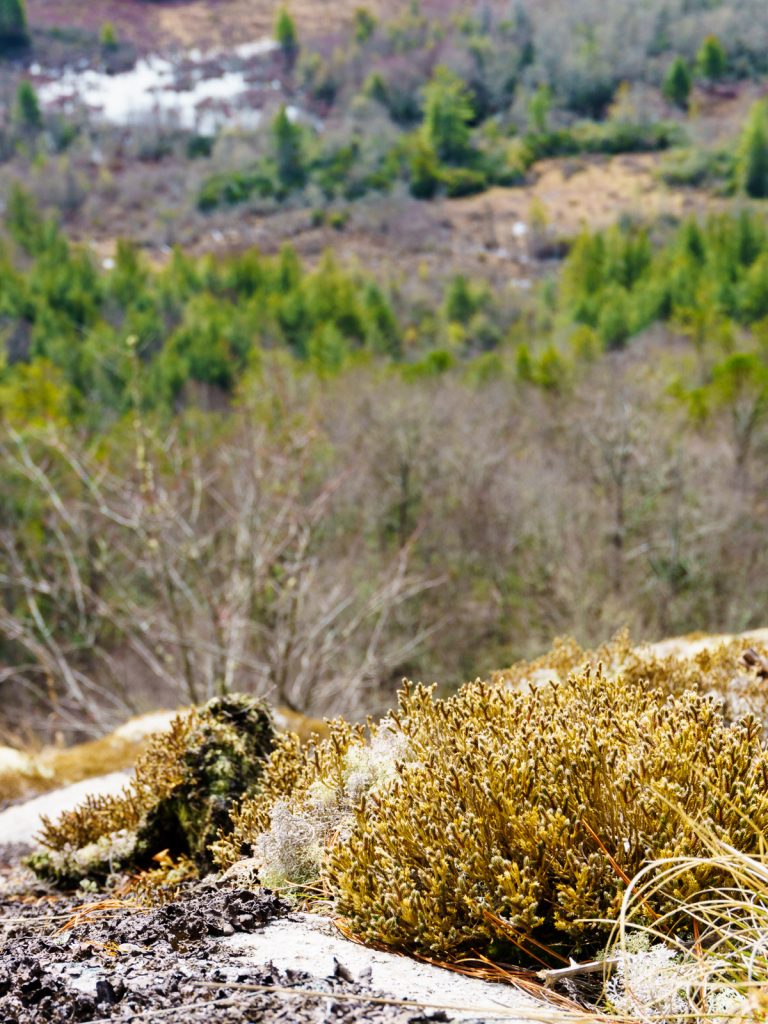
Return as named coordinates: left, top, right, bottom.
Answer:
left=225, top=913, right=549, bottom=1021
left=37, top=38, right=278, bottom=134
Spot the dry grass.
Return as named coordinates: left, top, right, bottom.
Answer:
left=608, top=822, right=768, bottom=1023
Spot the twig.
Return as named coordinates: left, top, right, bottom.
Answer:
left=538, top=958, right=621, bottom=990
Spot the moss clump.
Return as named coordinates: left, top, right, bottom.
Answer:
left=30, top=695, right=275, bottom=886
left=325, top=672, right=768, bottom=959
left=493, top=628, right=768, bottom=726
left=212, top=716, right=410, bottom=891
left=217, top=663, right=768, bottom=962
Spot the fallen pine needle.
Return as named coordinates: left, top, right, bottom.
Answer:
left=54, top=898, right=144, bottom=935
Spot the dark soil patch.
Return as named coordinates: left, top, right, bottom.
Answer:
left=0, top=867, right=455, bottom=1023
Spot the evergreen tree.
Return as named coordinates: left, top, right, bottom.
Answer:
left=271, top=106, right=306, bottom=190
left=527, top=84, right=552, bottom=134
left=353, top=7, right=376, bottom=44
left=275, top=8, right=298, bottom=68
left=422, top=66, right=474, bottom=165
left=696, top=34, right=727, bottom=83
left=739, top=101, right=768, bottom=199
left=0, top=0, right=28, bottom=51
left=408, top=136, right=440, bottom=199
left=14, top=80, right=41, bottom=131
left=444, top=274, right=477, bottom=324
left=662, top=57, right=692, bottom=110
left=99, top=22, right=118, bottom=51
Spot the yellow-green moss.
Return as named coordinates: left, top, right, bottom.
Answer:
left=325, top=672, right=768, bottom=958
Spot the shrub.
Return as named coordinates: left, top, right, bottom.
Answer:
left=663, top=57, right=692, bottom=110
left=275, top=7, right=299, bottom=69
left=99, top=21, right=118, bottom=51
left=696, top=34, right=727, bottom=84
left=0, top=0, right=28, bottom=52
left=421, top=66, right=474, bottom=165
left=738, top=101, right=768, bottom=199
left=14, top=80, right=41, bottom=131
left=197, top=169, right=274, bottom=211
left=408, top=137, right=440, bottom=198
left=439, top=165, right=486, bottom=197
left=271, top=106, right=307, bottom=190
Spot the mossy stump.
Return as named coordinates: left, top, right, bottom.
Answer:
left=28, top=694, right=275, bottom=887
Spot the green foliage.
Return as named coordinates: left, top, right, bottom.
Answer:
left=99, top=21, right=118, bottom=51
left=444, top=274, right=480, bottom=324
left=662, top=57, right=692, bottom=110
left=353, top=7, right=377, bottom=44
left=0, top=190, right=413, bottom=417
left=739, top=101, right=768, bottom=199
left=30, top=695, right=276, bottom=885
left=408, top=135, right=441, bottom=198
left=658, top=146, right=734, bottom=189
left=421, top=66, right=474, bottom=165
left=0, top=0, right=28, bottom=51
left=559, top=212, right=768, bottom=356
left=696, top=34, right=727, bottom=82
left=198, top=169, right=274, bottom=211
left=527, top=84, right=552, bottom=134
left=275, top=7, right=299, bottom=67
left=14, top=80, right=41, bottom=131
left=271, top=106, right=307, bottom=190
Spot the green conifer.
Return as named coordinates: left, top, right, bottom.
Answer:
left=739, top=101, right=768, bottom=199
left=662, top=57, right=692, bottom=110
left=696, top=34, right=727, bottom=83
left=275, top=8, right=298, bottom=68
left=0, top=0, right=27, bottom=51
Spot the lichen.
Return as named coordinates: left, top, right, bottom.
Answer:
left=211, top=718, right=410, bottom=888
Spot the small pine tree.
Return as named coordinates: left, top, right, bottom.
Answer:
left=527, top=84, right=552, bottom=134
left=271, top=106, right=306, bottom=190
left=99, top=21, right=118, bottom=51
left=662, top=57, right=692, bottom=110
left=696, top=34, right=727, bottom=83
left=422, top=66, right=474, bottom=165
left=14, top=79, right=41, bottom=130
left=444, top=274, right=477, bottom=324
left=408, top=136, right=440, bottom=199
left=353, top=7, right=376, bottom=44
left=739, top=101, right=768, bottom=199
left=0, top=0, right=28, bottom=51
left=275, top=8, right=298, bottom=68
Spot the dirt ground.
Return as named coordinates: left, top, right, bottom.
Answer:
left=26, top=0, right=405, bottom=52
left=0, top=864, right=461, bottom=1024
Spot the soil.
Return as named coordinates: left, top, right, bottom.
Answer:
left=25, top=0, right=407, bottom=53
left=0, top=861, right=458, bottom=1024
